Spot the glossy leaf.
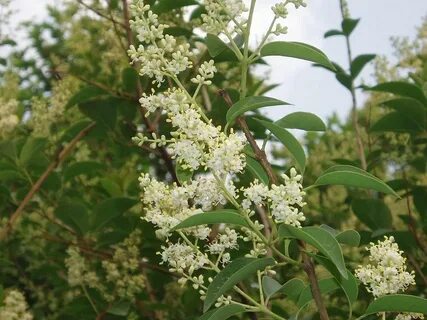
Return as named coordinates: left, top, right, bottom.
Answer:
left=261, top=41, right=335, bottom=71
left=152, top=0, right=197, bottom=13
left=206, top=34, right=228, bottom=57
left=20, top=137, right=47, bottom=167
left=279, top=225, right=347, bottom=278
left=262, top=276, right=305, bottom=301
left=314, top=165, right=399, bottom=197
left=66, top=86, right=107, bottom=109
left=335, top=230, right=360, bottom=247
left=92, top=197, right=137, bottom=231
left=368, top=81, right=427, bottom=105
left=55, top=201, right=90, bottom=235
left=199, top=304, right=246, bottom=320
left=204, top=257, right=275, bottom=312
left=371, top=112, right=423, bottom=133
left=172, top=210, right=249, bottom=231
left=341, top=18, right=360, bottom=36
left=254, top=119, right=306, bottom=172
left=226, top=96, right=289, bottom=126
left=351, top=199, right=392, bottom=230
left=350, top=54, right=376, bottom=78
left=275, top=112, right=326, bottom=131
left=245, top=156, right=269, bottom=185
left=324, top=29, right=344, bottom=38
left=364, top=294, right=427, bottom=316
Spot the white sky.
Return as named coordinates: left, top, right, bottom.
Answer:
left=7, top=0, right=427, bottom=122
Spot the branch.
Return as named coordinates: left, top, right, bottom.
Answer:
left=76, top=0, right=127, bottom=28
left=219, top=89, right=329, bottom=320
left=0, top=123, right=96, bottom=241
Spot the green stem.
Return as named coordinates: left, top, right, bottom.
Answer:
left=81, top=284, right=99, bottom=315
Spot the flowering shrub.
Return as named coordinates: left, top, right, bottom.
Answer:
left=0, top=0, right=426, bottom=319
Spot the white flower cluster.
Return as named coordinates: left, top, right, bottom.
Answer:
left=201, top=0, right=247, bottom=35
left=270, top=0, right=307, bottom=36
left=242, top=168, right=306, bottom=227
left=0, top=98, right=19, bottom=138
left=134, top=88, right=246, bottom=175
left=128, top=1, right=193, bottom=84
left=65, top=247, right=103, bottom=290
left=355, top=236, right=415, bottom=298
left=139, top=173, right=228, bottom=239
left=0, top=289, right=33, bottom=320
left=395, top=313, right=424, bottom=320
left=101, top=230, right=145, bottom=300
left=159, top=242, right=210, bottom=275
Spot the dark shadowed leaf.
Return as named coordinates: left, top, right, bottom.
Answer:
left=351, top=199, right=393, bottom=230
left=172, top=210, right=249, bottom=231
left=199, top=304, right=245, bottom=320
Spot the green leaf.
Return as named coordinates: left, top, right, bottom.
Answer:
left=380, top=98, right=426, bottom=126
left=55, top=201, right=90, bottom=235
left=279, top=225, right=347, bottom=278
left=66, top=86, right=107, bottom=109
left=226, top=96, right=289, bottom=126
left=364, top=294, right=427, bottom=316
left=341, top=18, right=360, bottom=36
left=313, top=165, right=399, bottom=197
left=371, top=112, right=423, bottom=133
left=152, top=0, right=197, bottom=13
left=245, top=156, right=269, bottom=185
left=108, top=300, right=131, bottom=316
left=199, top=304, right=246, bottom=320
left=297, top=277, right=340, bottom=308
left=350, top=54, right=376, bottom=78
left=275, top=112, right=326, bottom=131
left=254, top=119, right=306, bottom=172
left=122, top=67, right=138, bottom=93
left=324, top=29, right=344, bottom=38
left=176, top=165, right=193, bottom=184
left=335, top=230, right=360, bottom=247
left=19, top=137, right=47, bottom=167
left=261, top=41, right=335, bottom=71
left=368, top=81, right=427, bottom=105
left=206, top=34, right=229, bottom=57
left=64, top=161, right=106, bottom=182
left=92, top=198, right=137, bottom=231
left=262, top=277, right=305, bottom=301
left=172, top=210, right=249, bottom=231
left=79, top=98, right=117, bottom=129
left=59, top=120, right=93, bottom=144
left=351, top=199, right=393, bottom=230
left=204, top=257, right=275, bottom=312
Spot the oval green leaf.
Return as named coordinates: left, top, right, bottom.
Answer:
left=204, top=257, right=275, bottom=312
left=262, top=276, right=305, bottom=302
left=199, top=304, right=246, bottom=320
left=368, top=81, right=427, bottom=105
left=351, top=54, right=376, bottom=79
left=351, top=199, right=393, bottom=230
left=226, top=96, right=289, bottom=126
left=260, top=41, right=335, bottom=71
left=314, top=165, right=399, bottom=197
left=172, top=210, right=249, bottom=231
left=335, top=230, right=360, bottom=247
left=279, top=225, right=347, bottom=278
left=275, top=112, right=326, bottom=131
left=254, top=118, right=306, bottom=172
left=364, top=294, right=427, bottom=316
left=245, top=156, right=269, bottom=185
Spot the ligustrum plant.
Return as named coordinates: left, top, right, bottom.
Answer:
left=128, top=0, right=427, bottom=320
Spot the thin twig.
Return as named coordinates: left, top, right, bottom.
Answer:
left=0, top=123, right=96, bottom=241
left=77, top=0, right=127, bottom=28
